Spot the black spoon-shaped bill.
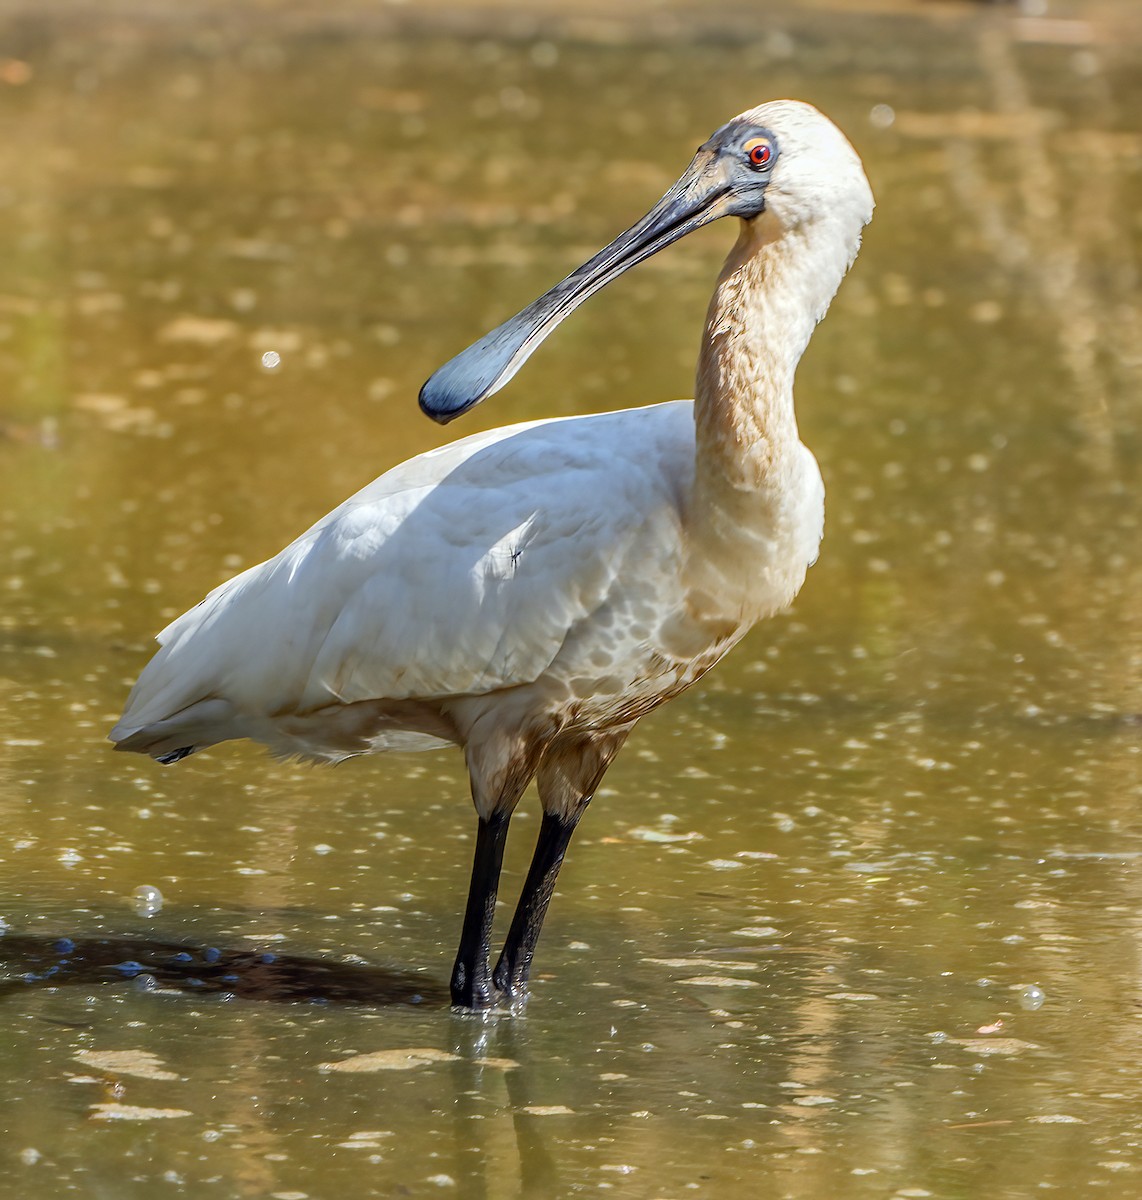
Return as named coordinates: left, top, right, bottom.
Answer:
left=419, top=152, right=734, bottom=424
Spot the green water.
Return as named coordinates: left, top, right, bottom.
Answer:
left=1, top=1, right=1139, bottom=1196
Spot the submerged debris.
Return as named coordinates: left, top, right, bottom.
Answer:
left=74, top=1050, right=180, bottom=1081
left=90, top=1104, right=191, bottom=1121
left=319, top=1047, right=460, bottom=1073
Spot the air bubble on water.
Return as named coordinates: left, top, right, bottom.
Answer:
left=132, top=972, right=159, bottom=993
left=1019, top=984, right=1046, bottom=1011
left=765, top=30, right=795, bottom=59
left=132, top=885, right=164, bottom=917
left=0, top=917, right=9, bottom=936
left=529, top=41, right=559, bottom=69
left=261, top=350, right=281, bottom=370
left=313, top=843, right=333, bottom=855
left=869, top=103, right=895, bottom=130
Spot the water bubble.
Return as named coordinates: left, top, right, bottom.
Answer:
left=203, top=947, right=221, bottom=964
left=765, top=29, right=795, bottom=59
left=1071, top=49, right=1100, bottom=78
left=869, top=104, right=895, bottom=130
left=0, top=917, right=9, bottom=936
left=261, top=350, right=281, bottom=370
left=132, top=973, right=159, bottom=993
left=132, top=885, right=164, bottom=917
left=113, top=961, right=146, bottom=977
left=1019, top=984, right=1046, bottom=1011
left=529, top=41, right=558, bottom=68
left=54, top=937, right=75, bottom=955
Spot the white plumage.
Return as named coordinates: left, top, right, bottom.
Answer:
left=111, top=100, right=873, bottom=1009
left=115, top=404, right=697, bottom=757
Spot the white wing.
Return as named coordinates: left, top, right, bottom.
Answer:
left=113, top=401, right=696, bottom=741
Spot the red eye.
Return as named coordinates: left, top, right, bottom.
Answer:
left=745, top=138, right=773, bottom=168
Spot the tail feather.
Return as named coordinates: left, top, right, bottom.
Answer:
left=156, top=746, right=196, bottom=765
left=109, top=697, right=238, bottom=763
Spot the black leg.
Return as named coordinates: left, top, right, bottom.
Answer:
left=451, top=811, right=511, bottom=1010
left=491, top=808, right=583, bottom=1000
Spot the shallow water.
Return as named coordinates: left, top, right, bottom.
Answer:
left=1, top=1, right=1140, bottom=1196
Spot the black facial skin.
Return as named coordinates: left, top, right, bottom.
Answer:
left=701, top=122, right=780, bottom=220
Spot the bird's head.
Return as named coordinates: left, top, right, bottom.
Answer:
left=420, top=100, right=872, bottom=424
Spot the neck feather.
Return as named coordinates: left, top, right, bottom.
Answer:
left=679, top=211, right=857, bottom=622
left=693, top=213, right=849, bottom=499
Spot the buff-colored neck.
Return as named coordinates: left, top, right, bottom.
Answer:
left=691, top=210, right=852, bottom=523
left=677, top=210, right=858, bottom=627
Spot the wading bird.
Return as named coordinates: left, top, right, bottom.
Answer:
left=111, top=100, right=874, bottom=1010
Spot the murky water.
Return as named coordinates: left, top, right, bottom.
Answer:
left=1, top=0, right=1140, bottom=1195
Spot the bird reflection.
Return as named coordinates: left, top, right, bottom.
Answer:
left=444, top=1016, right=563, bottom=1200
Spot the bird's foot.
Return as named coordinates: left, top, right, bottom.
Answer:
left=449, top=962, right=501, bottom=1012
left=491, top=962, right=531, bottom=1011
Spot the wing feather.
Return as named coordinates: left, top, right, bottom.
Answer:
left=112, top=401, right=695, bottom=742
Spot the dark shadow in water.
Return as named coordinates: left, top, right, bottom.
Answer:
left=0, top=933, right=449, bottom=1008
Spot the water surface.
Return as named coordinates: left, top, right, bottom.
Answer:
left=0, top=1, right=1140, bottom=1197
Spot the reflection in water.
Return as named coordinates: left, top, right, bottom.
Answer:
left=0, top=0, right=1139, bottom=1197
left=444, top=1020, right=565, bottom=1200
left=0, top=933, right=447, bottom=1006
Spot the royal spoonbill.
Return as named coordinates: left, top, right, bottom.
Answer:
left=111, top=100, right=874, bottom=1010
